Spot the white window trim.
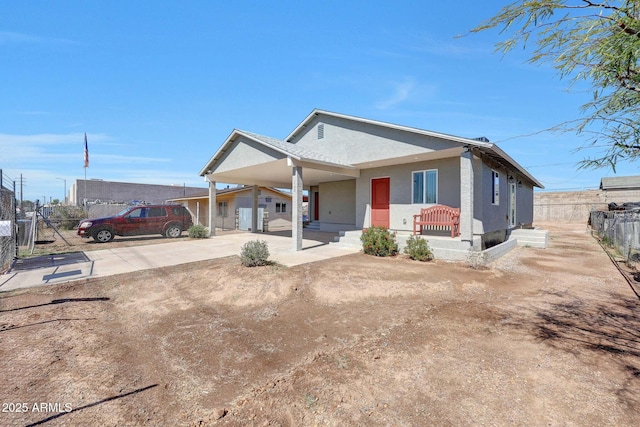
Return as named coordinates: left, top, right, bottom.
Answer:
left=492, top=169, right=500, bottom=205
left=411, top=169, right=438, bottom=204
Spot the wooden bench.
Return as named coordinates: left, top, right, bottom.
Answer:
left=413, top=205, right=460, bottom=238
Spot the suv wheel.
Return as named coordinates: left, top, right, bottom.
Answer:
left=93, top=227, right=114, bottom=243
left=165, top=224, right=182, bottom=238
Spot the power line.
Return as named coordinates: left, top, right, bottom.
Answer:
left=524, top=162, right=578, bottom=169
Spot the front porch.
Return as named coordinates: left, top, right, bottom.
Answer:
left=332, top=229, right=514, bottom=262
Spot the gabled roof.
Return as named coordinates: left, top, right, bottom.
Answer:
left=199, top=129, right=355, bottom=176
left=286, top=109, right=495, bottom=147
left=200, top=109, right=543, bottom=188
left=285, top=109, right=543, bottom=188
left=600, top=176, right=640, bottom=190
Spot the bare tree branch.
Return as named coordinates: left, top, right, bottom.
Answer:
left=471, top=0, right=640, bottom=170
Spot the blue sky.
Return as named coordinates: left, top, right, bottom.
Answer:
left=1, top=0, right=636, bottom=202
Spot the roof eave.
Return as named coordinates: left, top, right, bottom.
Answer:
left=483, top=144, right=545, bottom=189
left=199, top=129, right=240, bottom=176
left=200, top=129, right=302, bottom=177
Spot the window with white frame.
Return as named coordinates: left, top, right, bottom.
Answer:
left=412, top=169, right=438, bottom=204
left=217, top=201, right=228, bottom=217
left=276, top=202, right=287, bottom=213
left=492, top=170, right=500, bottom=205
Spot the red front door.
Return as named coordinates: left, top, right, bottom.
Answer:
left=371, top=177, right=390, bottom=228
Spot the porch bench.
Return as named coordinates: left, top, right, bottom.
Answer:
left=413, top=205, right=460, bottom=238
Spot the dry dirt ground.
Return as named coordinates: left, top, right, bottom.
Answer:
left=1, top=223, right=639, bottom=426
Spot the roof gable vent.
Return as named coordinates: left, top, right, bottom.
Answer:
left=317, top=123, right=324, bottom=140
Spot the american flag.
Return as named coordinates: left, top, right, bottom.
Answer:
left=83, top=133, right=89, bottom=168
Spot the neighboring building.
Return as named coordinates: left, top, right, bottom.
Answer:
left=533, top=175, right=640, bottom=223
left=68, top=179, right=207, bottom=206
left=600, top=176, right=640, bottom=203
left=534, top=190, right=604, bottom=223
left=199, top=109, right=544, bottom=254
left=168, top=186, right=293, bottom=230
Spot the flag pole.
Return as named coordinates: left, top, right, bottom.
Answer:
left=83, top=132, right=89, bottom=209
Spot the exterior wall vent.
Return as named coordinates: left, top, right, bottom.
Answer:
left=317, top=123, right=324, bottom=140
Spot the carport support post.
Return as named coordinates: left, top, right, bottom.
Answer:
left=207, top=177, right=217, bottom=237
left=252, top=185, right=259, bottom=233
left=292, top=165, right=303, bottom=251
left=460, top=148, right=474, bottom=245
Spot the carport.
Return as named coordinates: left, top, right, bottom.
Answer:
left=199, top=130, right=359, bottom=251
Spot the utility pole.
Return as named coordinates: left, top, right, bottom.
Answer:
left=18, top=174, right=25, bottom=211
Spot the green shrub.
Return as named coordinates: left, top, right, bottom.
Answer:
left=403, top=235, right=433, bottom=261
left=240, top=239, right=270, bottom=267
left=49, top=206, right=87, bottom=230
left=360, top=226, right=398, bottom=257
left=188, top=224, right=209, bottom=238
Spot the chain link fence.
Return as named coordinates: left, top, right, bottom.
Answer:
left=590, top=209, right=640, bottom=265
left=0, top=172, right=17, bottom=272
left=19, top=204, right=101, bottom=254
left=18, top=203, right=196, bottom=256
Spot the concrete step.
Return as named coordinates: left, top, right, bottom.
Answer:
left=331, top=230, right=363, bottom=249
left=304, top=222, right=321, bottom=230
left=508, top=228, right=548, bottom=248
left=332, top=237, right=362, bottom=249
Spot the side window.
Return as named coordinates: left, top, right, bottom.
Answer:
left=276, top=202, right=287, bottom=213
left=218, top=201, right=228, bottom=217
left=412, top=171, right=424, bottom=204
left=148, top=207, right=166, bottom=217
left=126, top=208, right=143, bottom=219
left=492, top=170, right=500, bottom=205
left=172, top=206, right=187, bottom=216
left=425, top=170, right=437, bottom=204
left=412, top=170, right=438, bottom=204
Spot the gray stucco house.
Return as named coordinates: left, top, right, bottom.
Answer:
left=200, top=109, right=544, bottom=255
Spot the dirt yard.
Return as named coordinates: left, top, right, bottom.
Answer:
left=1, top=223, right=639, bottom=426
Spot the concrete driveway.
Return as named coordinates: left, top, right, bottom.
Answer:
left=0, top=232, right=360, bottom=293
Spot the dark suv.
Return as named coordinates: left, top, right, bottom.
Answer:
left=77, top=205, right=193, bottom=243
